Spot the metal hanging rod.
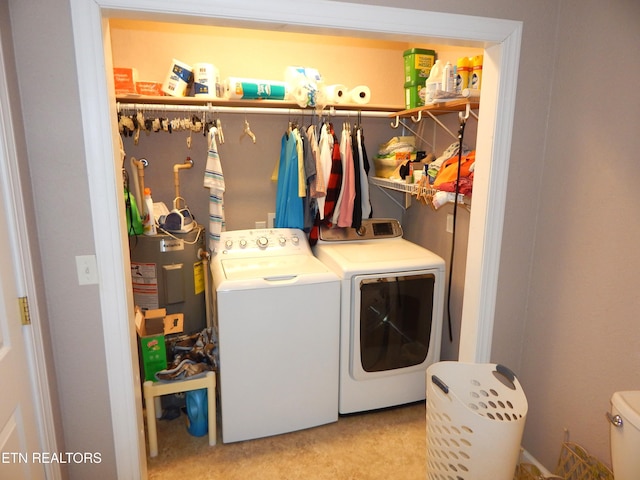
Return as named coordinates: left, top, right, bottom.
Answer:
left=116, top=102, right=394, bottom=119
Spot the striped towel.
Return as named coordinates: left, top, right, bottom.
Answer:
left=203, top=127, right=225, bottom=252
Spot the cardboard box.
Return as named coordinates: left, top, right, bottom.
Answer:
left=403, top=48, right=436, bottom=84
left=113, top=67, right=138, bottom=95
left=404, top=81, right=427, bottom=110
left=135, top=307, right=184, bottom=381
left=135, top=81, right=164, bottom=96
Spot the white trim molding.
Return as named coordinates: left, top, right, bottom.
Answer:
left=68, top=1, right=522, bottom=477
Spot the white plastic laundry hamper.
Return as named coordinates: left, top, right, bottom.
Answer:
left=426, top=362, right=528, bottom=480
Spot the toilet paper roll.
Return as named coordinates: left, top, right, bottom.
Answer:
left=161, top=58, right=193, bottom=97
left=323, top=84, right=348, bottom=104
left=225, top=77, right=288, bottom=100
left=193, top=63, right=220, bottom=98
left=290, top=84, right=311, bottom=108
left=349, top=85, right=371, bottom=105
left=285, top=66, right=322, bottom=107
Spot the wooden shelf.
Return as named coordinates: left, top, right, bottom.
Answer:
left=116, top=95, right=402, bottom=113
left=390, top=98, right=480, bottom=118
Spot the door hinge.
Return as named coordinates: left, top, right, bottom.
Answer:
left=18, top=296, right=31, bottom=325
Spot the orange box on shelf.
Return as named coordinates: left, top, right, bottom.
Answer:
left=135, top=81, right=165, bottom=96
left=113, top=67, right=138, bottom=95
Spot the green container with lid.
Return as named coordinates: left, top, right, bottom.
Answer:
left=404, top=80, right=427, bottom=109
left=404, top=48, right=436, bottom=84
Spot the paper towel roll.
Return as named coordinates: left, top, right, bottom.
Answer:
left=349, top=85, right=371, bottom=105
left=161, top=59, right=193, bottom=97
left=323, top=84, right=348, bottom=104
left=284, top=66, right=322, bottom=86
left=193, top=63, right=220, bottom=98
left=225, top=77, right=288, bottom=100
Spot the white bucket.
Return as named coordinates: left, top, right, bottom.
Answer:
left=193, top=62, right=220, bottom=98
left=161, top=58, right=192, bottom=97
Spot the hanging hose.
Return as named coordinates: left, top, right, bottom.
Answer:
left=446, top=112, right=467, bottom=342
left=199, top=249, right=213, bottom=329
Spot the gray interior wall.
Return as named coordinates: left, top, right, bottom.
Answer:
left=518, top=0, right=640, bottom=468
left=6, top=0, right=637, bottom=477
left=121, top=115, right=401, bottom=233
left=0, top=0, right=67, bottom=474
left=7, top=0, right=117, bottom=478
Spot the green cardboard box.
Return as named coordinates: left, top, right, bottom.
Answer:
left=135, top=307, right=183, bottom=382
left=403, top=48, right=436, bottom=84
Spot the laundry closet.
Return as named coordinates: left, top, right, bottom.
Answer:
left=109, top=17, right=480, bottom=446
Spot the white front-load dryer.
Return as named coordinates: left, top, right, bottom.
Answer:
left=313, top=218, right=445, bottom=414
left=211, top=228, right=340, bottom=443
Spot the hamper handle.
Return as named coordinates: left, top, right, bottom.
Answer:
left=431, top=375, right=449, bottom=394
left=495, top=364, right=517, bottom=390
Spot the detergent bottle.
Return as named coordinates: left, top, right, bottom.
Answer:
left=424, top=60, right=443, bottom=102
left=142, top=187, right=157, bottom=236
left=470, top=55, right=483, bottom=90
left=185, top=388, right=208, bottom=437
left=456, top=57, right=471, bottom=93
left=124, top=187, right=144, bottom=235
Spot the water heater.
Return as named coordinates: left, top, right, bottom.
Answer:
left=129, top=226, right=206, bottom=334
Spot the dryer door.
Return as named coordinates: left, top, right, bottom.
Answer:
left=350, top=271, right=437, bottom=380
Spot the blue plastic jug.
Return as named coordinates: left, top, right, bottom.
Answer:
left=185, top=388, right=208, bottom=437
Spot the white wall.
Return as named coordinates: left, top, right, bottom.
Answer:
left=9, top=0, right=638, bottom=476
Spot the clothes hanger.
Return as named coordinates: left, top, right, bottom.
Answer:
left=240, top=116, right=256, bottom=143
left=216, top=118, right=224, bottom=144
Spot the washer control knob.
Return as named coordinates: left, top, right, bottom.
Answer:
left=225, top=239, right=233, bottom=249
left=291, top=235, right=300, bottom=245
left=239, top=239, right=248, bottom=249
left=278, top=236, right=286, bottom=246
left=256, top=236, right=269, bottom=249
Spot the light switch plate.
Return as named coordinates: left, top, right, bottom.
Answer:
left=446, top=214, right=454, bottom=234
left=75, top=255, right=99, bottom=285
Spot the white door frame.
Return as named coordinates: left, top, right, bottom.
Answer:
left=0, top=24, right=61, bottom=480
left=69, top=1, right=521, bottom=477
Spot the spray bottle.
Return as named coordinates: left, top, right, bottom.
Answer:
left=442, top=61, right=454, bottom=93
left=142, top=187, right=157, bottom=236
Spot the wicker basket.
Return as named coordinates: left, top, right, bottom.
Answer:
left=554, top=442, right=613, bottom=480
left=515, top=462, right=548, bottom=480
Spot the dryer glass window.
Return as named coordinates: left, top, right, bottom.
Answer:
left=359, top=274, right=435, bottom=372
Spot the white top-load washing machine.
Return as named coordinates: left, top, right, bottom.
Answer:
left=313, top=218, right=445, bottom=414
left=211, top=228, right=340, bottom=443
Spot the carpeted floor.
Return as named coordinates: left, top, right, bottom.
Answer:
left=146, top=401, right=427, bottom=479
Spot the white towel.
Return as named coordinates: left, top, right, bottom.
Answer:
left=203, top=127, right=225, bottom=252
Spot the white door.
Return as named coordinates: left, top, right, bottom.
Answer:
left=0, top=34, right=46, bottom=480
left=0, top=202, right=44, bottom=480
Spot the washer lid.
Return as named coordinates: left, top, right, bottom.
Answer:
left=221, top=254, right=332, bottom=281
left=314, top=237, right=445, bottom=275
left=612, top=391, right=640, bottom=428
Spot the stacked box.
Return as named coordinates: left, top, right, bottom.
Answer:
left=403, top=48, right=436, bottom=84
left=135, top=307, right=184, bottom=382
left=403, top=48, right=436, bottom=109
left=405, top=83, right=427, bottom=110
